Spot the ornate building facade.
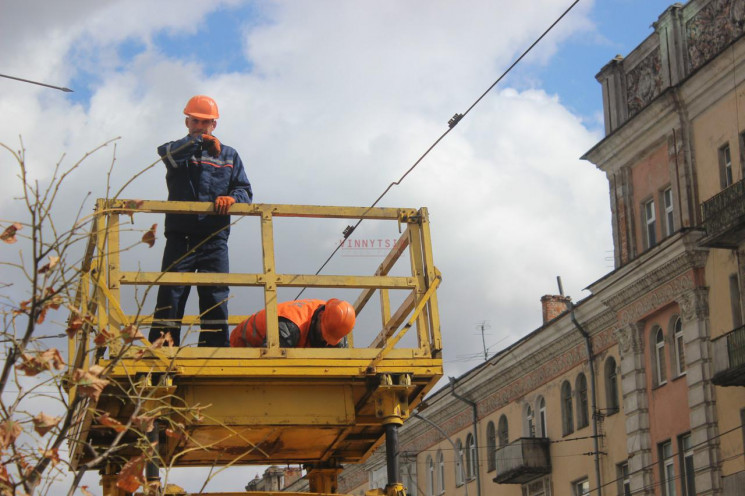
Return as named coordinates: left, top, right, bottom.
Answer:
left=327, top=1, right=745, bottom=495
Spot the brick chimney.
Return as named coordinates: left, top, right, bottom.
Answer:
left=541, top=295, right=570, bottom=323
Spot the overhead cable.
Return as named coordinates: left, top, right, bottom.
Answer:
left=296, top=0, right=582, bottom=298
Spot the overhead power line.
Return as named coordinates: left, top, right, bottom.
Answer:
left=0, top=73, right=73, bottom=92
left=296, top=0, right=582, bottom=298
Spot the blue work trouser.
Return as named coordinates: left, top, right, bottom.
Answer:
left=149, top=233, right=230, bottom=347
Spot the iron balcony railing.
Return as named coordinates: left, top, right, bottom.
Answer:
left=712, top=324, right=745, bottom=386
left=700, top=179, right=745, bottom=248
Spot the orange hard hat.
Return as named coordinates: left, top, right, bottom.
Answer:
left=320, top=299, right=356, bottom=345
left=183, top=95, right=219, bottom=120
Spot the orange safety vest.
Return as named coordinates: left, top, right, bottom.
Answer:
left=230, top=299, right=326, bottom=348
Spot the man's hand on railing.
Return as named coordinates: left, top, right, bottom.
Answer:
left=214, top=196, right=235, bottom=215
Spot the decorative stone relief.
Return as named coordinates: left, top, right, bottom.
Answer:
left=687, top=0, right=745, bottom=71
left=676, top=288, right=710, bottom=322
left=617, top=273, right=696, bottom=326
left=626, top=47, right=664, bottom=117
left=615, top=322, right=645, bottom=356
left=602, top=250, right=706, bottom=311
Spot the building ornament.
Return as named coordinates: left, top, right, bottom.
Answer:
left=617, top=273, right=696, bottom=326
left=601, top=248, right=707, bottom=312
left=687, top=0, right=745, bottom=71
left=626, top=46, right=664, bottom=117
left=675, top=288, right=709, bottom=322
left=614, top=322, right=645, bottom=355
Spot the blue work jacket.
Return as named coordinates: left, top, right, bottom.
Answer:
left=157, top=135, right=253, bottom=238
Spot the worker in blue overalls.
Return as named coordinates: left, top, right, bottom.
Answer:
left=149, top=95, right=253, bottom=347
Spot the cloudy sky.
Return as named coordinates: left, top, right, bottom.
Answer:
left=0, top=0, right=675, bottom=492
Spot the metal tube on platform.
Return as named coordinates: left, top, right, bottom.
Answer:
left=385, top=423, right=401, bottom=486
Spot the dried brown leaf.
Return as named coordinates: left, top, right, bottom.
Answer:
left=72, top=365, right=109, bottom=401
left=80, top=486, right=95, bottom=496
left=0, top=420, right=23, bottom=450
left=0, top=223, right=21, bottom=244
left=142, top=224, right=157, bottom=248
left=98, top=413, right=127, bottom=433
left=32, top=412, right=62, bottom=436
left=38, top=255, right=59, bottom=274
left=116, top=454, right=146, bottom=493
left=39, top=447, right=60, bottom=466
left=132, top=414, right=157, bottom=434
left=93, top=328, right=113, bottom=347
left=121, top=325, right=145, bottom=344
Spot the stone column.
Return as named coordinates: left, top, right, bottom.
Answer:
left=677, top=288, right=722, bottom=496
left=615, top=322, right=654, bottom=495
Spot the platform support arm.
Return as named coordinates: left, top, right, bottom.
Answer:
left=305, top=462, right=343, bottom=494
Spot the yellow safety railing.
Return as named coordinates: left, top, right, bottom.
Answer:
left=70, top=199, right=442, bottom=368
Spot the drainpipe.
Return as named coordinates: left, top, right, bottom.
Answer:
left=449, top=377, right=481, bottom=496
left=413, top=412, right=468, bottom=496
left=558, top=277, right=602, bottom=496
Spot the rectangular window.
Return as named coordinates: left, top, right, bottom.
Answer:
left=720, top=143, right=733, bottom=188
left=660, top=441, right=676, bottom=496
left=663, top=187, right=675, bottom=236
left=730, top=274, right=743, bottom=328
left=678, top=434, right=695, bottom=496
left=573, top=478, right=590, bottom=496
left=617, top=462, right=631, bottom=496
left=644, top=199, right=657, bottom=249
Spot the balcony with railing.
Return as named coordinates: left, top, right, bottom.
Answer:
left=493, top=437, right=551, bottom=485
left=712, top=324, right=745, bottom=387
left=700, top=179, right=745, bottom=248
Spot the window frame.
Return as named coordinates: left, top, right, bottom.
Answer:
left=604, top=357, right=620, bottom=415
left=678, top=433, right=695, bottom=496
left=465, top=433, right=476, bottom=481
left=525, top=403, right=536, bottom=438
left=576, top=373, right=589, bottom=430
left=663, top=186, right=675, bottom=237
left=643, top=198, right=657, bottom=249
left=672, top=316, right=685, bottom=377
left=561, top=380, right=574, bottom=436
left=538, top=396, right=547, bottom=437
left=486, top=421, right=496, bottom=472
left=573, top=477, right=590, bottom=496
left=426, top=455, right=434, bottom=496
left=617, top=462, right=631, bottom=496
left=454, top=439, right=464, bottom=486
left=719, top=142, right=733, bottom=188
left=497, top=414, right=509, bottom=447
left=660, top=440, right=676, bottom=496
left=653, top=326, right=667, bottom=387
left=436, top=449, right=445, bottom=495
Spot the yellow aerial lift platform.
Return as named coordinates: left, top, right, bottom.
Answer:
left=67, top=200, right=443, bottom=496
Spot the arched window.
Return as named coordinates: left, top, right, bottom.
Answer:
left=561, top=380, right=574, bottom=436
left=454, top=439, right=464, bottom=485
left=402, top=463, right=417, bottom=496
left=426, top=455, right=434, bottom=496
left=525, top=404, right=536, bottom=437
left=537, top=396, right=547, bottom=437
left=465, top=433, right=476, bottom=480
left=486, top=421, right=496, bottom=472
left=672, top=316, right=685, bottom=376
left=576, top=373, right=589, bottom=429
left=498, top=415, right=509, bottom=447
left=436, top=450, right=444, bottom=494
left=653, top=326, right=667, bottom=386
left=604, top=357, right=619, bottom=415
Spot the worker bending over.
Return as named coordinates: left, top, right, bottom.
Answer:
left=149, top=95, right=253, bottom=347
left=230, top=299, right=355, bottom=348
